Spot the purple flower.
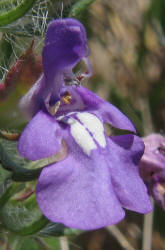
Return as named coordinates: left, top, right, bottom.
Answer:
left=139, top=133, right=165, bottom=209
left=18, top=18, right=152, bottom=230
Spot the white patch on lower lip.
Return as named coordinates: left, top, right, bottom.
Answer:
left=68, top=117, right=96, bottom=156
left=77, top=112, right=106, bottom=148
left=57, top=112, right=77, bottom=121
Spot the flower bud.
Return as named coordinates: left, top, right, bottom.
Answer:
left=139, top=133, right=165, bottom=209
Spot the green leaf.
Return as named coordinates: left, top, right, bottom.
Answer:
left=0, top=138, right=27, bottom=167
left=44, top=237, right=61, bottom=250
left=0, top=193, right=48, bottom=235
left=0, top=0, right=17, bottom=9
left=0, top=34, right=13, bottom=79
left=0, top=41, right=42, bottom=129
left=0, top=163, right=11, bottom=189
left=0, top=139, right=42, bottom=182
left=149, top=0, right=165, bottom=34
left=0, top=164, right=24, bottom=208
left=10, top=236, right=40, bottom=250
left=0, top=0, right=37, bottom=27
left=69, top=0, right=95, bottom=18
left=0, top=181, right=23, bottom=207
left=19, top=238, right=39, bottom=250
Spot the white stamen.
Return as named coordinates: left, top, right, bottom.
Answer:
left=77, top=112, right=106, bottom=148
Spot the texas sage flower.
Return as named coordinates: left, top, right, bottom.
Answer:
left=139, top=133, right=165, bottom=209
left=18, top=18, right=152, bottom=230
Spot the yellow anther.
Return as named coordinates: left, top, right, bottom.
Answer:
left=61, top=91, right=72, bottom=104
left=48, top=101, right=61, bottom=116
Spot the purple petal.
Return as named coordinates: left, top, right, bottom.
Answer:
left=107, top=135, right=153, bottom=213
left=36, top=137, right=125, bottom=230
left=19, top=18, right=88, bottom=118
left=19, top=75, right=46, bottom=118
left=18, top=111, right=62, bottom=160
left=60, top=86, right=136, bottom=133
left=43, top=18, right=88, bottom=98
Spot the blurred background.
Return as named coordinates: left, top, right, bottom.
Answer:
left=0, top=0, right=165, bottom=249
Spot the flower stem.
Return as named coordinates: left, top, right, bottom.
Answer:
left=142, top=206, right=154, bottom=250
left=139, top=97, right=154, bottom=250
left=59, top=236, right=70, bottom=250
